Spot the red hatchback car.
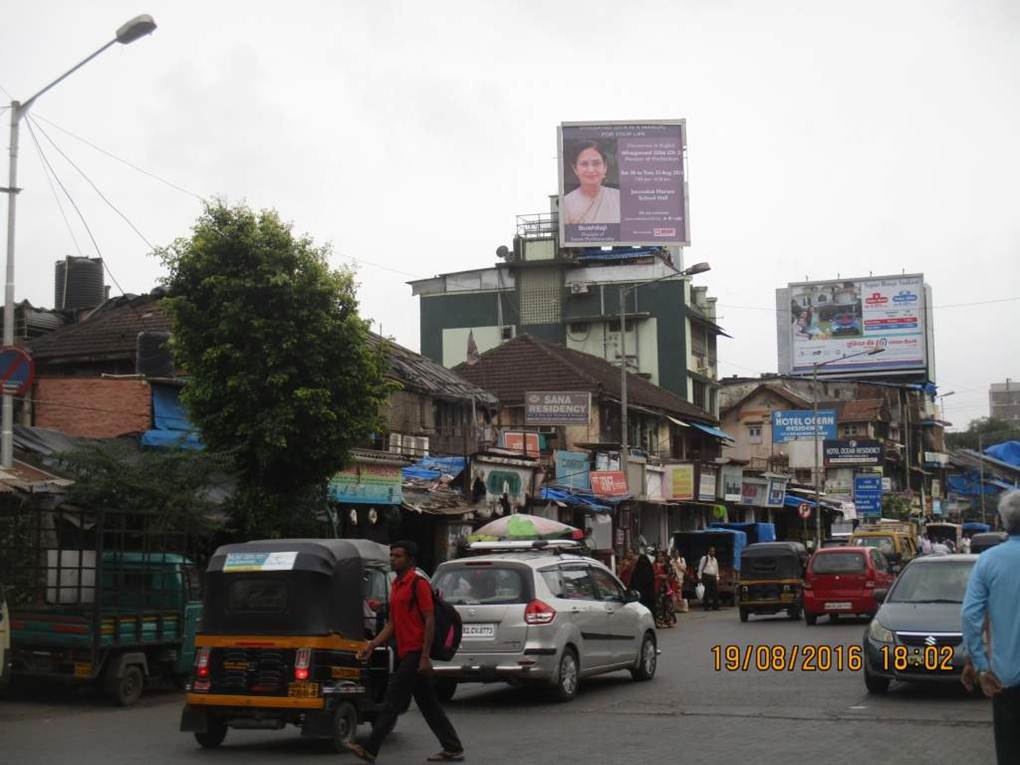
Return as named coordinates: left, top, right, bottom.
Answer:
left=803, top=546, right=895, bottom=625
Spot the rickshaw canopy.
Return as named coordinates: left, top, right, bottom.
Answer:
left=741, top=542, right=808, bottom=580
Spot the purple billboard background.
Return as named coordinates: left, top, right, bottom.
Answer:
left=560, top=122, right=688, bottom=247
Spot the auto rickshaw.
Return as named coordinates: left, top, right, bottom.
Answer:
left=737, top=541, right=809, bottom=622
left=970, top=531, right=1008, bottom=554
left=179, top=539, right=393, bottom=751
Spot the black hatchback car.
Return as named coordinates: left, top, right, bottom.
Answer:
left=862, top=554, right=977, bottom=694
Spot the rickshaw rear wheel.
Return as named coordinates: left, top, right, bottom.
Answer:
left=738, top=608, right=749, bottom=622
left=805, top=613, right=817, bottom=625
left=787, top=607, right=801, bottom=621
left=330, top=702, right=359, bottom=752
left=194, top=718, right=228, bottom=749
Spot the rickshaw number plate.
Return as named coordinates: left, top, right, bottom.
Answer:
left=74, top=662, right=93, bottom=678
left=288, top=682, right=320, bottom=698
left=462, top=624, right=496, bottom=639
left=824, top=602, right=851, bottom=610
left=223, top=661, right=251, bottom=671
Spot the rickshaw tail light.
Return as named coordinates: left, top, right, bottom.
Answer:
left=525, top=599, right=556, bottom=625
left=196, top=647, right=210, bottom=678
left=295, top=647, right=312, bottom=681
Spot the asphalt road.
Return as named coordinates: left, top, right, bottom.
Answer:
left=0, top=609, right=995, bottom=764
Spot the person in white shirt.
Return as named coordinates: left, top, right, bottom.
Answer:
left=698, top=546, right=721, bottom=611
left=961, top=536, right=972, bottom=554
left=921, top=536, right=933, bottom=555
left=932, top=539, right=950, bottom=555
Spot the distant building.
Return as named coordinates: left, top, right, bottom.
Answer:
left=409, top=204, right=726, bottom=416
left=989, top=380, right=1020, bottom=424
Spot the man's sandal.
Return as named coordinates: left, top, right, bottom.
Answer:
left=427, top=751, right=465, bottom=762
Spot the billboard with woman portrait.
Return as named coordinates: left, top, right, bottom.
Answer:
left=558, top=120, right=689, bottom=247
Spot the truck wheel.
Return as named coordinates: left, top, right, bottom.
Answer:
left=194, top=718, right=228, bottom=749
left=330, top=702, right=359, bottom=753
left=112, top=665, right=144, bottom=707
left=435, top=679, right=458, bottom=703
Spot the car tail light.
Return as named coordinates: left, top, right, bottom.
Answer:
left=524, top=599, right=556, bottom=625
left=195, top=647, right=210, bottom=678
left=294, top=647, right=312, bottom=681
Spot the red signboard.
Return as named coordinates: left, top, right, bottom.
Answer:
left=590, top=470, right=628, bottom=497
left=502, top=431, right=540, bottom=457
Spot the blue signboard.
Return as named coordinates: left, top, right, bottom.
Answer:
left=854, top=474, right=883, bottom=518
left=554, top=450, right=591, bottom=491
left=772, top=410, right=837, bottom=442
left=0, top=346, right=35, bottom=396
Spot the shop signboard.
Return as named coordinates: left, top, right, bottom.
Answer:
left=741, top=478, right=768, bottom=507
left=771, top=410, right=837, bottom=442
left=502, top=431, right=540, bottom=457
left=853, top=474, right=883, bottom=518
left=720, top=465, right=743, bottom=502
left=329, top=462, right=403, bottom=505
left=525, top=391, right=591, bottom=426
left=590, top=470, right=628, bottom=497
left=667, top=464, right=695, bottom=501
left=698, top=470, right=717, bottom=502
left=766, top=477, right=788, bottom=508
left=554, top=450, right=591, bottom=491
left=823, top=439, right=882, bottom=466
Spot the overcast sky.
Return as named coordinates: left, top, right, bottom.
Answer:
left=3, top=1, right=1018, bottom=430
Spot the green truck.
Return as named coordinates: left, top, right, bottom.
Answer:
left=0, top=504, right=203, bottom=705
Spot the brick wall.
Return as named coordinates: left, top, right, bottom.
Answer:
left=33, top=377, right=151, bottom=438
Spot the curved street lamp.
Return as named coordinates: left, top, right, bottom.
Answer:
left=2, top=15, right=157, bottom=467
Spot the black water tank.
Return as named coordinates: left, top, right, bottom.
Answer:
left=54, top=256, right=105, bottom=310
left=136, top=331, right=174, bottom=378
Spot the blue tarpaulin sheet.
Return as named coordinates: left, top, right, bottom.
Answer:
left=141, top=385, right=203, bottom=450
left=709, top=522, right=776, bottom=543
left=402, top=456, right=466, bottom=481
left=539, top=486, right=617, bottom=513
left=985, top=441, right=1020, bottom=469
left=688, top=422, right=735, bottom=442
left=947, top=472, right=1013, bottom=497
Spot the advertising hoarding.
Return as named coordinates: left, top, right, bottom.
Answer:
left=502, top=431, right=540, bottom=457
left=554, top=450, right=591, bottom=491
left=823, top=439, right=883, bottom=466
left=590, top=471, right=628, bottom=497
left=853, top=474, right=883, bottom=518
left=329, top=463, right=403, bottom=505
left=776, top=274, right=931, bottom=377
left=558, top=120, right=689, bottom=247
left=525, top=391, right=591, bottom=426
left=698, top=471, right=717, bottom=502
left=771, top=410, right=837, bottom=442
left=720, top=466, right=743, bottom=502
left=668, top=464, right=696, bottom=501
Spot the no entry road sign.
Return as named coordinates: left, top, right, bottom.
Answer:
left=0, top=346, right=35, bottom=397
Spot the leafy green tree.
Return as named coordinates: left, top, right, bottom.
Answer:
left=945, top=417, right=1020, bottom=451
left=159, top=202, right=390, bottom=538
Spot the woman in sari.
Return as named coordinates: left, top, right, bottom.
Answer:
left=562, top=141, right=621, bottom=225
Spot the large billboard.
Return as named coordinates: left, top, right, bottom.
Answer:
left=558, top=120, right=689, bottom=247
left=776, top=274, right=932, bottom=378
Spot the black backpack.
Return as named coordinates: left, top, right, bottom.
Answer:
left=408, top=575, right=462, bottom=661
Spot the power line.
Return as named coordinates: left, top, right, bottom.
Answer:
left=32, top=112, right=205, bottom=202
left=24, top=118, right=84, bottom=257
left=335, top=252, right=427, bottom=279
left=29, top=117, right=154, bottom=251
left=23, top=119, right=128, bottom=297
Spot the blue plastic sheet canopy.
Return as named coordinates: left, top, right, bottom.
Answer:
left=539, top=486, right=616, bottom=513
left=985, top=441, right=1020, bottom=469
left=141, top=384, right=203, bottom=450
left=688, top=422, right=735, bottom=442
left=402, top=456, right=466, bottom=481
left=947, top=472, right=1014, bottom=497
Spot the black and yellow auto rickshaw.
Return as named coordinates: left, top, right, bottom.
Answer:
left=737, top=542, right=809, bottom=622
left=179, top=539, right=394, bottom=751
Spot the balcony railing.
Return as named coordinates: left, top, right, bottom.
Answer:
left=516, top=212, right=558, bottom=240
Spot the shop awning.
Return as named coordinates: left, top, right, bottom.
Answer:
left=539, top=486, right=615, bottom=513
left=688, top=422, right=735, bottom=442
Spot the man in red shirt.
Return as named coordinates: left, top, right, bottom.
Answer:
left=347, top=541, right=463, bottom=763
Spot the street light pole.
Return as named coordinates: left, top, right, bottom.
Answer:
left=0, top=15, right=156, bottom=468
left=617, top=261, right=710, bottom=458
left=810, top=346, right=885, bottom=549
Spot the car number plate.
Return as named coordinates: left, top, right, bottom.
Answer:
left=74, top=662, right=93, bottom=679
left=461, top=624, right=496, bottom=639
left=824, top=602, right=852, bottom=610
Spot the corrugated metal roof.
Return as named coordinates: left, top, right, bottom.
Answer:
left=370, top=334, right=498, bottom=405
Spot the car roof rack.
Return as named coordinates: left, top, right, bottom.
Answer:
left=467, top=539, right=583, bottom=555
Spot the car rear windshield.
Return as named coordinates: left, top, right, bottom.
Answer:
left=888, top=562, right=975, bottom=603
left=853, top=536, right=895, bottom=551
left=227, top=578, right=288, bottom=614
left=811, top=552, right=865, bottom=574
left=434, top=565, right=529, bottom=605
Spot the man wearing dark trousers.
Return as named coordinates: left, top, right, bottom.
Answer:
left=698, top=546, right=720, bottom=611
left=346, top=541, right=463, bottom=764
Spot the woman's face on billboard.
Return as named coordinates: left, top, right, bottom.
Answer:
left=573, top=147, right=607, bottom=190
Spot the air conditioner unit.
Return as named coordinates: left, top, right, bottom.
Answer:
left=388, top=433, right=403, bottom=453
left=414, top=437, right=430, bottom=457
left=401, top=435, right=416, bottom=455
left=569, top=282, right=591, bottom=295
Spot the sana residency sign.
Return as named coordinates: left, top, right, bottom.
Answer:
left=525, top=391, right=591, bottom=426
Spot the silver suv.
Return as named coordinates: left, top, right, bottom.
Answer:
left=431, top=544, right=657, bottom=702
